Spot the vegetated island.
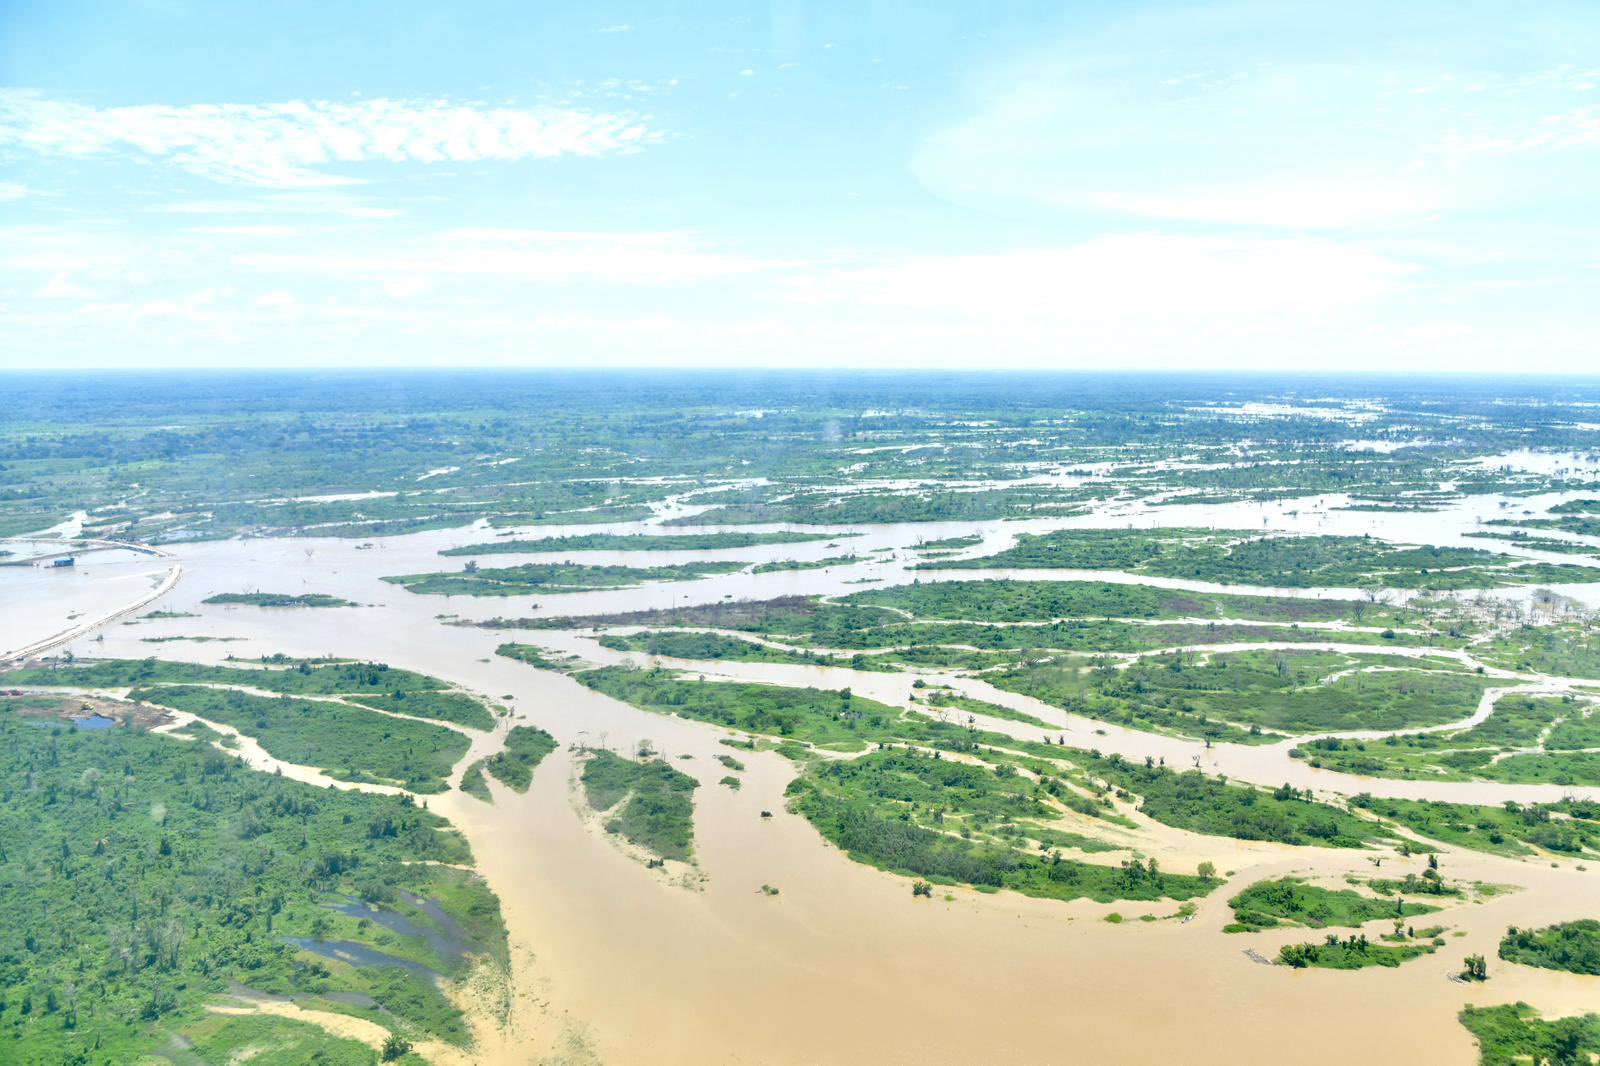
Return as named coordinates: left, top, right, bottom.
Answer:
left=203, top=592, right=358, bottom=608
left=1498, top=919, right=1600, bottom=976
left=440, top=531, right=854, bottom=555
left=383, top=560, right=744, bottom=596
left=580, top=748, right=697, bottom=863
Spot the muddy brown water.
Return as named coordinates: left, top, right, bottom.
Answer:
left=5, top=498, right=1600, bottom=1063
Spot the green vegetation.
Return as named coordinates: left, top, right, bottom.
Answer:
left=787, top=747, right=1216, bottom=904
left=346, top=689, right=497, bottom=731
left=5, top=658, right=501, bottom=793
left=175, top=1014, right=381, bottom=1065
left=595, top=629, right=889, bottom=670
left=440, top=531, right=844, bottom=555
left=1499, top=920, right=1600, bottom=976
left=1459, top=1003, right=1600, bottom=1066
left=1079, top=754, right=1390, bottom=848
left=1464, top=530, right=1600, bottom=556
left=460, top=760, right=492, bottom=802
left=204, top=592, right=358, bottom=608
left=919, top=689, right=1055, bottom=730
left=671, top=485, right=1102, bottom=526
left=914, top=534, right=983, bottom=551
left=749, top=554, right=869, bottom=574
left=500, top=584, right=1452, bottom=694
left=6, top=373, right=1600, bottom=549
left=384, top=560, right=744, bottom=596
left=575, top=666, right=1393, bottom=850
left=0, top=705, right=502, bottom=1061
left=988, top=649, right=1488, bottom=743
left=493, top=642, right=568, bottom=671
left=845, top=578, right=1416, bottom=626
left=925, top=528, right=1600, bottom=589
left=580, top=750, right=697, bottom=862
left=130, top=685, right=471, bottom=793
left=1277, top=933, right=1434, bottom=969
left=8, top=656, right=472, bottom=700
left=1226, top=877, right=1438, bottom=932
left=1349, top=794, right=1600, bottom=858
left=1297, top=696, right=1600, bottom=787
left=511, top=581, right=1431, bottom=648
left=480, top=725, right=558, bottom=793
left=573, top=667, right=906, bottom=751
left=1493, top=514, right=1600, bottom=538
left=1476, top=623, right=1600, bottom=679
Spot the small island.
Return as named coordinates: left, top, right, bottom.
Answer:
left=202, top=592, right=358, bottom=608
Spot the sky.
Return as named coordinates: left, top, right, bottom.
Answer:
left=2, top=0, right=1599, bottom=372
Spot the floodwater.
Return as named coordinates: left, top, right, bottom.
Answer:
left=5, top=483, right=1600, bottom=1064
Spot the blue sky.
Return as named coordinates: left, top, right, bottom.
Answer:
left=2, top=1, right=1598, bottom=371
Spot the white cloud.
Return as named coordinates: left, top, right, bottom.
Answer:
left=0, top=90, right=663, bottom=187
left=788, top=235, right=1412, bottom=323
left=0, top=181, right=31, bottom=200
left=253, top=291, right=295, bottom=308
left=914, top=5, right=1600, bottom=228
left=193, top=225, right=304, bottom=237
left=1090, top=182, right=1439, bottom=230
left=33, top=272, right=92, bottom=299
left=380, top=276, right=431, bottom=300
left=237, top=229, right=790, bottom=285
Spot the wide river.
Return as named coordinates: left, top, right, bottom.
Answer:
left=4, top=486, right=1600, bottom=1064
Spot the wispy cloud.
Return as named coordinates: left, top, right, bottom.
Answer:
left=235, top=229, right=791, bottom=285
left=0, top=90, right=663, bottom=187
left=789, top=236, right=1412, bottom=323
left=914, top=6, right=1600, bottom=229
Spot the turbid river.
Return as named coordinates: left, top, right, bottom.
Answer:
left=4, top=488, right=1600, bottom=1064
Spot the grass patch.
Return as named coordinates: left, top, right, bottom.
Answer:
left=596, top=629, right=890, bottom=670
left=481, top=726, right=558, bottom=793
left=580, top=750, right=697, bottom=862
left=345, top=689, right=496, bottom=731
left=460, top=760, right=492, bottom=802
left=1226, top=877, right=1438, bottom=932
left=441, top=531, right=844, bottom=555
left=1459, top=1003, right=1600, bottom=1066
left=1499, top=920, right=1600, bottom=976
left=204, top=592, right=357, bottom=608
left=989, top=650, right=1489, bottom=743
left=1277, top=933, right=1435, bottom=969
left=1350, top=794, right=1600, bottom=858
left=130, top=685, right=469, bottom=793
left=925, top=529, right=1600, bottom=590
left=787, top=748, right=1218, bottom=904
left=574, top=666, right=906, bottom=751
left=383, top=561, right=743, bottom=597
left=177, top=1013, right=380, bottom=1065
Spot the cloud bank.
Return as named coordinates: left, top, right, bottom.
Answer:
left=0, top=91, right=661, bottom=187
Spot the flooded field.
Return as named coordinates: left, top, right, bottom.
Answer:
left=7, top=471, right=1600, bottom=1065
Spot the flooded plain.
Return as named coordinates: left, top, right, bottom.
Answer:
left=4, top=485, right=1600, bottom=1064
